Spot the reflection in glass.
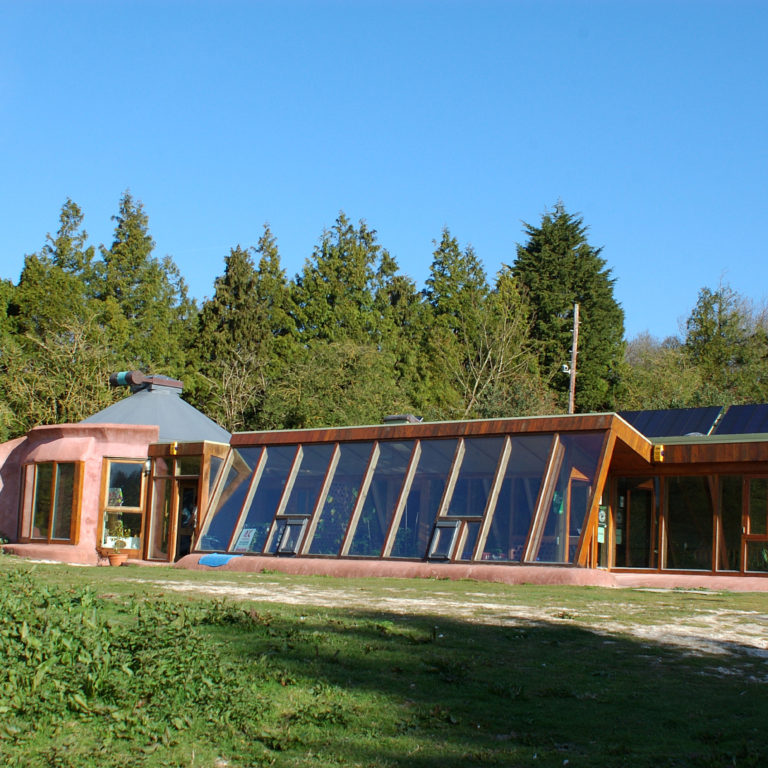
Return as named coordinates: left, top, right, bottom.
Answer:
left=108, top=462, right=143, bottom=507
left=271, top=519, right=308, bottom=555
left=349, top=441, right=414, bottom=557
left=614, top=478, right=656, bottom=569
left=52, top=463, right=75, bottom=540
left=748, top=478, right=768, bottom=535
left=719, top=476, right=742, bottom=571
left=236, top=445, right=298, bottom=553
left=32, top=463, right=53, bottom=537
left=482, top=435, right=550, bottom=561
left=176, top=456, right=201, bottom=476
left=391, top=440, right=456, bottom=558
left=746, top=541, right=768, bottom=572
left=665, top=476, right=713, bottom=570
left=459, top=521, right=481, bottom=560
left=281, top=445, right=335, bottom=517
left=208, top=455, right=224, bottom=496
left=533, top=433, right=602, bottom=564
left=198, top=447, right=263, bottom=551
left=308, top=442, right=373, bottom=555
left=446, top=437, right=504, bottom=517
left=148, top=476, right=173, bottom=559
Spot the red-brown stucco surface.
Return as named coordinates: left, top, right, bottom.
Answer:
left=175, top=553, right=768, bottom=592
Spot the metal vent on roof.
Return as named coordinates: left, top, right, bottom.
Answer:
left=383, top=414, right=423, bottom=425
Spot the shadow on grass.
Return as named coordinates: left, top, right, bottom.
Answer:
left=220, top=605, right=767, bottom=767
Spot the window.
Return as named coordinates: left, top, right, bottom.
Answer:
left=428, top=520, right=461, bottom=560
left=21, top=462, right=81, bottom=543
left=101, top=460, right=146, bottom=551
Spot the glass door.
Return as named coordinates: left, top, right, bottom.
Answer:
left=745, top=477, right=768, bottom=573
left=614, top=478, right=657, bottom=569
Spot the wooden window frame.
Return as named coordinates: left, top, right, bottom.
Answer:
left=97, top=458, right=149, bottom=555
left=20, top=461, right=83, bottom=545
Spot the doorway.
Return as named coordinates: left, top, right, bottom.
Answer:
left=614, top=477, right=657, bottom=568
left=175, top=480, right=198, bottom=560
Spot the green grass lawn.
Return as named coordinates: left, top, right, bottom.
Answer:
left=0, top=556, right=766, bottom=767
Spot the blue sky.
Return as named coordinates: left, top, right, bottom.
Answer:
left=2, top=0, right=766, bottom=340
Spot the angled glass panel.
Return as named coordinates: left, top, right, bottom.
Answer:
left=428, top=520, right=460, bottom=560
left=348, top=441, right=414, bottom=557
left=445, top=437, right=504, bottom=517
left=52, top=463, right=76, bottom=540
left=235, top=445, right=298, bottom=553
left=208, top=455, right=224, bottom=496
left=308, top=442, right=373, bottom=555
left=481, top=435, right=551, bottom=562
left=532, top=432, right=603, bottom=564
left=198, top=447, right=263, bottom=551
left=391, top=439, right=457, bottom=559
left=281, top=444, right=335, bottom=517
left=458, top=521, right=481, bottom=561
left=665, top=476, right=713, bottom=571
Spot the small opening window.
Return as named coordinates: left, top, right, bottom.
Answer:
left=428, top=521, right=461, bottom=560
left=271, top=519, right=308, bottom=555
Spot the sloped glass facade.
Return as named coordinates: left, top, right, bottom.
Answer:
left=197, top=425, right=611, bottom=565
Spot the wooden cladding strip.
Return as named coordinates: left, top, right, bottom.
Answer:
left=231, top=414, right=621, bottom=447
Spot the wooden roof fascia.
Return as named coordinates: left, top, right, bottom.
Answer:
left=609, top=415, right=654, bottom=464
left=230, top=413, right=622, bottom=448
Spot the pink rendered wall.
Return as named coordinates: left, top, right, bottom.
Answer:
left=0, top=423, right=159, bottom=564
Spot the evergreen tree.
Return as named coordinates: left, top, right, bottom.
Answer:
left=97, top=192, right=196, bottom=375
left=0, top=202, right=119, bottom=435
left=420, top=229, right=491, bottom=417
left=292, top=213, right=395, bottom=346
left=192, top=228, right=298, bottom=431
left=513, top=203, right=625, bottom=412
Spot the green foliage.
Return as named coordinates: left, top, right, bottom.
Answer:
left=6, top=195, right=768, bottom=437
left=513, top=202, right=625, bottom=412
left=260, top=340, right=410, bottom=428
left=2, top=560, right=768, bottom=768
left=684, top=283, right=768, bottom=402
left=620, top=333, right=708, bottom=409
left=96, top=191, right=196, bottom=376
left=293, top=212, right=396, bottom=347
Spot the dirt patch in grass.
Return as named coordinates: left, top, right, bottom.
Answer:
left=148, top=578, right=768, bottom=660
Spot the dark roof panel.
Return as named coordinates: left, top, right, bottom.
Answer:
left=618, top=407, right=723, bottom=438
left=713, top=404, right=768, bottom=435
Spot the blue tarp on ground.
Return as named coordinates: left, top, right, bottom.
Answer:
left=198, top=553, right=243, bottom=567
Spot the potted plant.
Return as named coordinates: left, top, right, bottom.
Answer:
left=107, top=519, right=130, bottom=566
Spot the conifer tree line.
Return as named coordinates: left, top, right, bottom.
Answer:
left=1, top=192, right=767, bottom=440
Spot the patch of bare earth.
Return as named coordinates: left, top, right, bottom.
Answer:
left=147, top=578, right=768, bottom=677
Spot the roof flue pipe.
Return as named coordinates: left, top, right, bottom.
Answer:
left=109, top=371, right=148, bottom=388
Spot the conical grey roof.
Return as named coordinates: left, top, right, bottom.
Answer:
left=82, top=374, right=230, bottom=443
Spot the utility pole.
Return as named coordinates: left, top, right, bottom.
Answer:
left=568, top=303, right=579, bottom=415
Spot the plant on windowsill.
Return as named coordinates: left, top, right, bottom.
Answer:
left=106, top=519, right=130, bottom=567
